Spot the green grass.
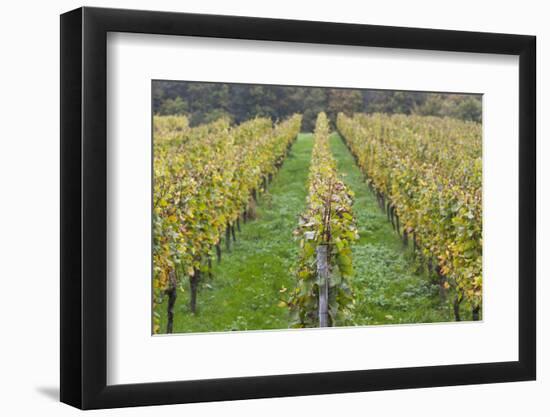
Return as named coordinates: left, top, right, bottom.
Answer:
left=159, top=132, right=454, bottom=334
left=159, top=133, right=314, bottom=333
left=329, top=132, right=452, bottom=325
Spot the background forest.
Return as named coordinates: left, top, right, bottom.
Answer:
left=153, top=81, right=482, bottom=130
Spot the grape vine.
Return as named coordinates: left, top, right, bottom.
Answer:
left=153, top=114, right=302, bottom=333
left=337, top=113, right=482, bottom=320
left=287, top=112, right=359, bottom=327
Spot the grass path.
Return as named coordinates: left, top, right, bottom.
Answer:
left=159, top=133, right=314, bottom=333
left=329, top=132, right=451, bottom=325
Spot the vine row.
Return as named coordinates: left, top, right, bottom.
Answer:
left=287, top=112, right=358, bottom=327
left=153, top=114, right=302, bottom=333
left=337, top=113, right=482, bottom=320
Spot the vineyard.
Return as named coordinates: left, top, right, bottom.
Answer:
left=153, top=114, right=302, bottom=333
left=153, top=110, right=482, bottom=334
left=337, top=113, right=482, bottom=320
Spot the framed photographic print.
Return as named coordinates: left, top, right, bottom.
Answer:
left=60, top=6, right=536, bottom=409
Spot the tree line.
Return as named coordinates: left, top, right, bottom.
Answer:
left=153, top=81, right=482, bottom=131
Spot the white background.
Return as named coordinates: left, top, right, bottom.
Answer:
left=0, top=0, right=547, bottom=415
left=108, top=33, right=518, bottom=384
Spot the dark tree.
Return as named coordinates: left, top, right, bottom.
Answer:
left=152, top=81, right=482, bottom=128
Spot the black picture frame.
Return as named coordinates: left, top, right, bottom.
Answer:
left=60, top=6, right=536, bottom=410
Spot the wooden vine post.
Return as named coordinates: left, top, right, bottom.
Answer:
left=317, top=244, right=330, bottom=327
left=190, top=269, right=201, bottom=314
left=166, top=268, right=177, bottom=333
